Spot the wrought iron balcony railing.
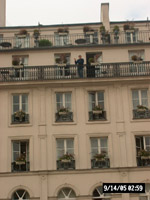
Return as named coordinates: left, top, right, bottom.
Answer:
left=91, top=158, right=110, bottom=169
left=0, top=62, right=150, bottom=82
left=11, top=161, right=30, bottom=172
left=137, top=157, right=150, bottom=167
left=133, top=109, right=150, bottom=119
left=57, top=160, right=75, bottom=170
left=55, top=112, right=73, bottom=122
left=11, top=113, right=29, bottom=124
left=89, top=111, right=106, bottom=121
left=0, top=30, right=150, bottom=50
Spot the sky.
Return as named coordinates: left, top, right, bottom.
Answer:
left=6, top=0, right=150, bottom=27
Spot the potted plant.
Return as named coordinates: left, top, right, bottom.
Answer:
left=33, top=29, right=40, bottom=39
left=113, top=25, right=120, bottom=34
left=15, top=154, right=26, bottom=165
left=59, top=153, right=74, bottom=162
left=17, top=29, right=28, bottom=38
left=137, top=105, right=148, bottom=112
left=123, top=22, right=135, bottom=31
left=138, top=149, right=150, bottom=159
left=100, top=25, right=106, bottom=35
left=83, top=26, right=94, bottom=33
left=55, top=55, right=67, bottom=66
left=131, top=55, right=143, bottom=63
left=92, top=105, right=103, bottom=114
left=14, top=110, right=26, bottom=122
left=57, top=27, right=69, bottom=35
left=93, top=153, right=106, bottom=161
left=58, top=107, right=69, bottom=115
left=12, top=57, right=23, bottom=69
left=39, top=39, right=52, bottom=47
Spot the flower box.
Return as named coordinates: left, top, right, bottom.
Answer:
left=141, top=156, right=150, bottom=160
left=59, top=111, right=68, bottom=115
left=13, top=65, right=23, bottom=69
left=137, top=108, right=147, bottom=112
left=17, top=34, right=27, bottom=38
left=92, top=110, right=103, bottom=114
left=57, top=64, right=66, bottom=67
left=15, top=161, right=26, bottom=165
left=61, top=159, right=71, bottom=163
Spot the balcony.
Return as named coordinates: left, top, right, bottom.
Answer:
left=55, top=112, right=73, bottom=122
left=133, top=109, right=150, bottom=119
left=91, top=158, right=110, bottom=169
left=11, top=161, right=30, bottom=172
left=11, top=113, right=29, bottom=124
left=57, top=160, right=75, bottom=170
left=89, top=111, right=106, bottom=121
left=137, top=157, right=150, bottom=167
left=0, top=30, right=150, bottom=50
left=0, top=62, right=150, bottom=83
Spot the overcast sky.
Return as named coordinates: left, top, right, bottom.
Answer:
left=6, top=0, right=150, bottom=26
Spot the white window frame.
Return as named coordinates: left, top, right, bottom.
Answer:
left=90, top=137, right=108, bottom=158
left=93, top=186, right=111, bottom=199
left=12, top=94, right=28, bottom=114
left=58, top=187, right=76, bottom=200
left=12, top=189, right=30, bottom=200
left=132, top=89, right=148, bottom=109
left=56, top=138, right=74, bottom=159
left=56, top=92, right=72, bottom=112
left=89, top=91, right=104, bottom=111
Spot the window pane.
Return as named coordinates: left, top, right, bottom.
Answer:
left=13, top=105, right=19, bottom=112
left=56, top=93, right=63, bottom=103
left=91, top=138, right=98, bottom=148
left=65, top=93, right=71, bottom=110
left=89, top=93, right=95, bottom=111
left=141, top=90, right=148, bottom=99
left=22, top=94, right=28, bottom=104
left=13, top=141, right=19, bottom=151
left=67, top=139, right=74, bottom=148
left=13, top=95, right=19, bottom=104
left=97, top=92, right=104, bottom=101
left=57, top=139, right=64, bottom=148
left=132, top=90, right=139, bottom=99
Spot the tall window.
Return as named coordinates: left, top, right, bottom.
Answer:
left=136, top=136, right=150, bottom=154
left=132, top=89, right=148, bottom=110
left=56, top=93, right=71, bottom=112
left=58, top=187, right=76, bottom=200
left=56, top=138, right=74, bottom=160
left=90, top=137, right=108, bottom=158
left=15, top=35, right=30, bottom=48
left=89, top=91, right=104, bottom=111
left=12, top=94, right=28, bottom=114
left=140, top=184, right=150, bottom=200
left=125, top=31, right=137, bottom=43
left=55, top=33, right=69, bottom=46
left=93, top=186, right=111, bottom=200
left=12, top=189, right=30, bottom=200
left=12, top=140, right=29, bottom=172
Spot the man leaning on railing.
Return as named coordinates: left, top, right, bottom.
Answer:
left=74, top=55, right=84, bottom=78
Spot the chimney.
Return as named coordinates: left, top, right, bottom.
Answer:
left=101, top=3, right=110, bottom=31
left=0, top=0, right=6, bottom=27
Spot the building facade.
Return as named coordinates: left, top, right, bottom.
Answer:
left=0, top=2, right=150, bottom=200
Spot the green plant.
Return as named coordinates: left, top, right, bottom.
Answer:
left=58, top=107, right=69, bottom=112
left=137, top=105, right=148, bottom=110
left=88, top=58, right=94, bottom=64
left=16, top=154, right=26, bottom=162
left=94, top=153, right=106, bottom=160
left=123, top=22, right=134, bottom=31
left=33, top=29, right=40, bottom=36
left=18, top=29, right=28, bottom=35
left=113, top=25, right=120, bottom=33
left=131, top=55, right=138, bottom=61
left=138, top=149, right=150, bottom=157
left=57, top=27, right=69, bottom=33
left=12, top=57, right=20, bottom=66
left=59, top=153, right=74, bottom=161
left=100, top=25, right=106, bottom=33
left=93, top=105, right=103, bottom=111
left=39, top=39, right=52, bottom=47
left=14, top=110, right=25, bottom=119
left=83, top=26, right=94, bottom=32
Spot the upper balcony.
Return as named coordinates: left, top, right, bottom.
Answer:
left=0, top=30, right=150, bottom=50
left=0, top=61, right=150, bottom=83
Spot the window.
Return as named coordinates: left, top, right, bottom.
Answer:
left=132, top=89, right=150, bottom=119
left=93, top=186, right=111, bottom=200
left=88, top=91, right=106, bottom=121
left=84, top=31, right=98, bottom=44
left=15, top=34, right=30, bottom=48
left=55, top=92, right=73, bottom=122
left=132, top=89, right=148, bottom=109
left=12, top=55, right=28, bottom=78
left=129, top=50, right=144, bottom=62
left=58, top=187, right=76, bottom=200
left=12, top=140, right=29, bottom=172
left=55, top=33, right=69, bottom=46
left=90, top=137, right=109, bottom=168
left=125, top=31, right=137, bottom=43
left=12, top=189, right=30, bottom=200
left=12, top=94, right=29, bottom=123
left=140, top=184, right=150, bottom=200
left=136, top=136, right=150, bottom=167
left=56, top=138, right=75, bottom=170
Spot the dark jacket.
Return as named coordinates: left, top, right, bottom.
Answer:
left=75, top=58, right=84, bottom=68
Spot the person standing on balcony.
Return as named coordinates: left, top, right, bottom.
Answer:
left=74, top=55, right=84, bottom=78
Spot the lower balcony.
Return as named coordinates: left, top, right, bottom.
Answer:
left=57, top=160, right=75, bottom=170
left=11, top=161, right=30, bottom=172
left=133, top=109, right=150, bottom=119
left=11, top=113, right=29, bottom=124
left=89, top=111, right=106, bottom=121
left=55, top=112, right=73, bottom=122
left=91, top=158, right=110, bottom=169
left=137, top=157, right=150, bottom=167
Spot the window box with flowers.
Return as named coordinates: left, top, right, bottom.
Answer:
left=133, top=105, right=150, bottom=119
left=12, top=110, right=29, bottom=124
left=59, top=153, right=74, bottom=163
left=92, top=105, right=103, bottom=114
left=57, top=153, right=75, bottom=170
left=91, top=153, right=110, bottom=168
left=56, top=107, right=73, bottom=122
left=15, top=154, right=26, bottom=165
left=17, top=29, right=28, bottom=38
left=138, top=150, right=150, bottom=160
